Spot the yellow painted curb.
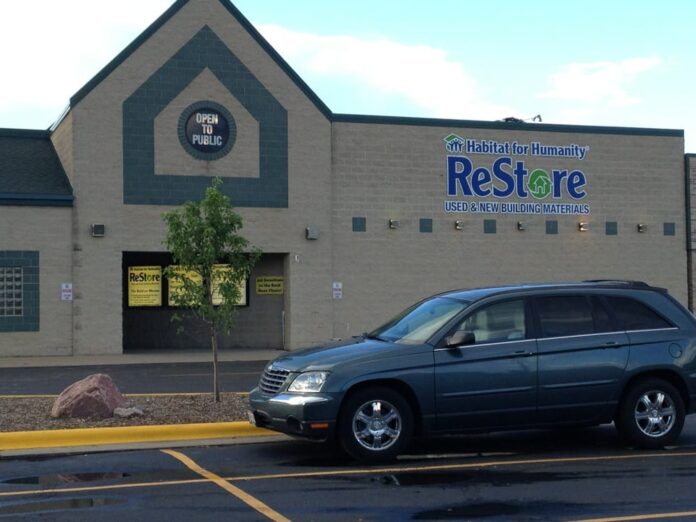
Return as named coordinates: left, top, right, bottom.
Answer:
left=0, top=422, right=275, bottom=451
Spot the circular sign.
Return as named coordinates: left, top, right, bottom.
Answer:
left=185, top=108, right=229, bottom=153
left=527, top=169, right=552, bottom=200
left=178, top=102, right=236, bottom=160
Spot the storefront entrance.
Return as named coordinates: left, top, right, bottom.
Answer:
left=122, top=252, right=286, bottom=351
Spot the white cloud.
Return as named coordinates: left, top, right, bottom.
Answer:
left=0, top=1, right=173, bottom=124
left=539, top=57, right=661, bottom=106
left=258, top=24, right=517, bottom=121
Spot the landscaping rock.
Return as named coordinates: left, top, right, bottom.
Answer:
left=50, top=374, right=127, bottom=419
left=113, top=406, right=144, bottom=418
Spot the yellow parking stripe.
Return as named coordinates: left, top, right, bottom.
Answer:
left=570, top=511, right=696, bottom=522
left=2, top=450, right=696, bottom=502
left=161, top=449, right=290, bottom=522
left=0, top=478, right=208, bottom=497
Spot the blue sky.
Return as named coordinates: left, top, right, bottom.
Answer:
left=0, top=0, right=693, bottom=149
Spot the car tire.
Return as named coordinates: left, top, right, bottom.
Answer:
left=616, top=378, right=685, bottom=449
left=338, top=386, right=413, bottom=462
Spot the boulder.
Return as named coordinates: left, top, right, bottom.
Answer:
left=50, top=374, right=127, bottom=419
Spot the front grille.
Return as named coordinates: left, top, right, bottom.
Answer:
left=259, top=366, right=291, bottom=394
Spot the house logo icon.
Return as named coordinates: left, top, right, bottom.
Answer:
left=444, top=134, right=465, bottom=153
left=527, top=169, right=552, bottom=199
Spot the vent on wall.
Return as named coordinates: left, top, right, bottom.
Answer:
left=91, top=224, right=106, bottom=237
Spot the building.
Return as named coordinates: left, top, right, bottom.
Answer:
left=0, top=0, right=690, bottom=357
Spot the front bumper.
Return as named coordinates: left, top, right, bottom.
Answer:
left=248, top=387, right=338, bottom=440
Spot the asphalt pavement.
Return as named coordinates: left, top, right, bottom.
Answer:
left=0, top=360, right=267, bottom=395
left=4, top=421, right=696, bottom=520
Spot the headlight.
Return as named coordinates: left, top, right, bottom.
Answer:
left=288, top=371, right=329, bottom=392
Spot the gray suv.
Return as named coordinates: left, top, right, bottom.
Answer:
left=248, top=281, right=696, bottom=461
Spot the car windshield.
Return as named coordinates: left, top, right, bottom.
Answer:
left=368, top=297, right=469, bottom=345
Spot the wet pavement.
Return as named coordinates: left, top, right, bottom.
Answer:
left=3, top=419, right=696, bottom=520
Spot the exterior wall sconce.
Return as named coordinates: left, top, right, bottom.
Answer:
left=517, top=221, right=526, bottom=231
left=636, top=223, right=647, bottom=233
left=305, top=226, right=320, bottom=240
left=578, top=222, right=589, bottom=232
left=454, top=220, right=465, bottom=230
left=389, top=219, right=400, bottom=229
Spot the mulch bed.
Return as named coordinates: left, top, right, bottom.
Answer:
left=1, top=393, right=249, bottom=432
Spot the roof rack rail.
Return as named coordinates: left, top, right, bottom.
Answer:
left=582, top=280, right=651, bottom=287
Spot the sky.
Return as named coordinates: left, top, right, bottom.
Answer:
left=0, top=0, right=694, bottom=150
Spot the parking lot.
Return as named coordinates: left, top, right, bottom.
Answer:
left=3, top=419, right=696, bottom=521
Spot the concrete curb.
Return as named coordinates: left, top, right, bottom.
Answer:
left=0, top=421, right=275, bottom=453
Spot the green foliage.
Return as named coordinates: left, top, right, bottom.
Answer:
left=163, top=178, right=260, bottom=333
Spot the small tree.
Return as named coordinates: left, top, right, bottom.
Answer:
left=163, top=178, right=260, bottom=402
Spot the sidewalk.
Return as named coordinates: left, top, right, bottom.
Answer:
left=0, top=348, right=285, bottom=368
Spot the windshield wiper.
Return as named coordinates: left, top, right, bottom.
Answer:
left=363, top=332, right=387, bottom=342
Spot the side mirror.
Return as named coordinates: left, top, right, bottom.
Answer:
left=445, top=331, right=475, bottom=348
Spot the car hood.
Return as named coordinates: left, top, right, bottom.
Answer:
left=267, top=337, right=412, bottom=372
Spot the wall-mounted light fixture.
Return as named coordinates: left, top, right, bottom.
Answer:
left=90, top=224, right=105, bottom=237
left=305, top=226, right=320, bottom=240
left=454, top=220, right=465, bottom=230
left=636, top=223, right=647, bottom=233
left=517, top=221, right=526, bottom=231
left=389, top=219, right=400, bottom=229
left=578, top=221, right=589, bottom=232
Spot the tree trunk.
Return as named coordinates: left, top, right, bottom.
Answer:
left=211, top=327, right=220, bottom=402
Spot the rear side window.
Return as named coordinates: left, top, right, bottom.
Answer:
left=456, top=299, right=526, bottom=344
left=535, top=296, right=595, bottom=337
left=604, top=296, right=673, bottom=331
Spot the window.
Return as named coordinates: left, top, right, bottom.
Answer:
left=536, top=296, right=595, bottom=337
left=456, top=300, right=526, bottom=344
left=604, top=296, right=672, bottom=331
left=370, top=297, right=469, bottom=345
left=0, top=267, right=23, bottom=317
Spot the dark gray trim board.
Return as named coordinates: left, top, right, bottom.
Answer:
left=332, top=114, right=684, bottom=138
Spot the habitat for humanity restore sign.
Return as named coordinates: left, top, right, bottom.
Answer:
left=443, top=133, right=591, bottom=215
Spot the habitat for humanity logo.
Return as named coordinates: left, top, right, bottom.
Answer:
left=443, top=134, right=591, bottom=215
left=444, top=134, right=465, bottom=153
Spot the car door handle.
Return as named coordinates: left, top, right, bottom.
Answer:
left=603, top=341, right=623, bottom=348
left=513, top=350, right=535, bottom=357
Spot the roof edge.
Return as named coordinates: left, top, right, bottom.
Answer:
left=332, top=113, right=684, bottom=138
left=70, top=0, right=187, bottom=107
left=217, top=1, right=332, bottom=118
left=0, top=193, right=74, bottom=207
left=69, top=0, right=333, bottom=119
left=0, top=128, right=51, bottom=139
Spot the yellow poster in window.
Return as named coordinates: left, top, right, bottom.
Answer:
left=167, top=266, right=203, bottom=307
left=128, top=266, right=162, bottom=307
left=212, top=264, right=247, bottom=306
left=168, top=265, right=247, bottom=306
left=256, top=276, right=284, bottom=295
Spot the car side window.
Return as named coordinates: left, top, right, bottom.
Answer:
left=603, top=296, right=673, bottom=331
left=456, top=300, right=526, bottom=345
left=535, top=295, right=595, bottom=338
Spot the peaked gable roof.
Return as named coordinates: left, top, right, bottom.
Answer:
left=69, top=0, right=332, bottom=119
left=61, top=0, right=682, bottom=140
left=0, top=129, right=73, bottom=206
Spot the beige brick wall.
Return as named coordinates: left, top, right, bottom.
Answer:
left=331, top=122, right=687, bottom=335
left=5, top=0, right=688, bottom=357
left=67, top=0, right=333, bottom=353
left=50, top=112, right=74, bottom=183
left=0, top=207, right=73, bottom=356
